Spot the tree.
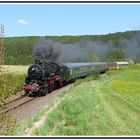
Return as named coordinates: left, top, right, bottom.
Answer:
left=0, top=24, right=5, bottom=65
left=106, top=48, right=125, bottom=61
left=89, top=54, right=99, bottom=62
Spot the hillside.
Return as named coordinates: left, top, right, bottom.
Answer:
left=4, top=30, right=140, bottom=65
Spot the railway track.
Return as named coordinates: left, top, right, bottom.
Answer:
left=0, top=84, right=72, bottom=123
left=0, top=95, right=37, bottom=114
left=3, top=93, right=27, bottom=106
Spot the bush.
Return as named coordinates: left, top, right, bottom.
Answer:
left=106, top=70, right=118, bottom=75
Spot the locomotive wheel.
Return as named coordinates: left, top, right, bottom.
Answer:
left=40, top=88, right=48, bottom=96
left=28, top=91, right=36, bottom=97
left=55, top=81, right=63, bottom=89
left=60, top=81, right=63, bottom=87
left=41, top=91, right=47, bottom=96
left=48, top=86, right=53, bottom=93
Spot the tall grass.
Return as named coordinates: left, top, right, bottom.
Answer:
left=0, top=70, right=26, bottom=135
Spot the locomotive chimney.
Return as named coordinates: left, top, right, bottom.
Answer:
left=35, top=59, right=40, bottom=64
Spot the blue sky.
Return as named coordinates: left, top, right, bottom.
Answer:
left=0, top=4, right=140, bottom=37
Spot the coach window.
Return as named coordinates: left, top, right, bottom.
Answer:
left=70, top=69, right=72, bottom=75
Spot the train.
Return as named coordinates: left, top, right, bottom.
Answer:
left=23, top=61, right=128, bottom=96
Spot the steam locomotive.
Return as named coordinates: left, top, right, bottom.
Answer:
left=23, top=60, right=128, bottom=96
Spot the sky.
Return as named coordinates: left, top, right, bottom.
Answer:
left=0, top=4, right=140, bottom=37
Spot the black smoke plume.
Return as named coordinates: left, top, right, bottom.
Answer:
left=33, top=40, right=61, bottom=62
left=33, top=32, right=140, bottom=63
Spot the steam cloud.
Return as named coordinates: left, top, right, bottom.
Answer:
left=33, top=32, right=140, bottom=63
left=33, top=39, right=110, bottom=63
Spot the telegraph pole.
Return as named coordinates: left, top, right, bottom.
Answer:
left=0, top=24, right=5, bottom=65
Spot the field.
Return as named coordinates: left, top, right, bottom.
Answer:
left=2, top=65, right=30, bottom=74
left=21, top=64, right=140, bottom=136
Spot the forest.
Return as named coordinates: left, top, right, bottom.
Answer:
left=4, top=30, right=140, bottom=65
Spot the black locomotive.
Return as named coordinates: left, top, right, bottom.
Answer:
left=23, top=60, right=69, bottom=96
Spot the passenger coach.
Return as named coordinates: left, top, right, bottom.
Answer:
left=62, top=62, right=108, bottom=80
left=115, top=62, right=129, bottom=69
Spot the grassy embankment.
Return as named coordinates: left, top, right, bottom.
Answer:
left=0, top=65, right=29, bottom=98
left=0, top=65, right=28, bottom=101
left=27, top=65, right=140, bottom=136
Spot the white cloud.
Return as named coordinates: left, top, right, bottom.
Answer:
left=18, top=19, right=28, bottom=25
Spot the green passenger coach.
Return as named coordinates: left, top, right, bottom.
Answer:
left=62, top=62, right=108, bottom=80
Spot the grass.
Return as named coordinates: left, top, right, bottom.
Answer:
left=29, top=65, right=140, bottom=136
left=0, top=72, right=26, bottom=98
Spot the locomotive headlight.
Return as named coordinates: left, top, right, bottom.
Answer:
left=32, top=68, right=35, bottom=71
